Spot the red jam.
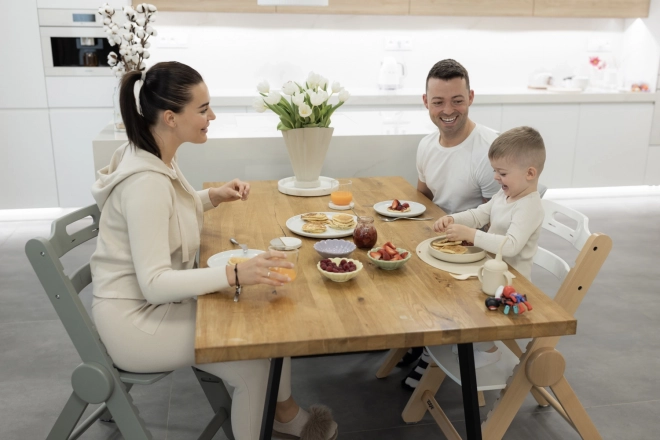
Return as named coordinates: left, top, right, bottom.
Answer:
left=353, top=216, right=378, bottom=249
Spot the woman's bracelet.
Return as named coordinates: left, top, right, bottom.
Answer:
left=233, top=263, right=242, bottom=302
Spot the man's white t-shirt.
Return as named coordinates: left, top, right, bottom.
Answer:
left=416, top=124, right=501, bottom=214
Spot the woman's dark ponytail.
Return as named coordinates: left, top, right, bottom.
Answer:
left=119, top=62, right=204, bottom=159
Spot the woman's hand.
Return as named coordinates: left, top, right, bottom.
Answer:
left=210, top=179, right=251, bottom=206
left=433, top=215, right=454, bottom=233
left=446, top=224, right=477, bottom=243
left=226, top=250, right=293, bottom=287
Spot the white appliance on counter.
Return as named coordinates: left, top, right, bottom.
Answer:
left=377, top=57, right=406, bottom=90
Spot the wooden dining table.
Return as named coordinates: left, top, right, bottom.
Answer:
left=196, top=176, right=577, bottom=440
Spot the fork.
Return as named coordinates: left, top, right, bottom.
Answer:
left=230, top=238, right=248, bottom=254
left=379, top=216, right=433, bottom=222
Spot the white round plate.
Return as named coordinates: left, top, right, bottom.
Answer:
left=277, top=176, right=338, bottom=197
left=207, top=249, right=264, bottom=268
left=286, top=212, right=357, bottom=239
left=373, top=200, right=427, bottom=218
left=428, top=243, right=486, bottom=264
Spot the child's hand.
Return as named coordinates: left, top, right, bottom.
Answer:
left=446, top=224, right=477, bottom=243
left=433, top=216, right=454, bottom=233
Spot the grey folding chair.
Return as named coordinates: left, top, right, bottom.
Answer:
left=25, top=204, right=234, bottom=440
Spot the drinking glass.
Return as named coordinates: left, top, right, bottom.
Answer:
left=330, top=179, right=353, bottom=206
left=268, top=246, right=299, bottom=283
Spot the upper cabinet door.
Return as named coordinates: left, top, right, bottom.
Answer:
left=151, top=0, right=276, bottom=13
left=410, top=0, right=533, bottom=16
left=534, top=0, right=650, bottom=18
left=277, top=0, right=409, bottom=15
left=0, top=1, right=48, bottom=109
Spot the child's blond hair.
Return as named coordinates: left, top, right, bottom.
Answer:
left=488, top=126, right=546, bottom=173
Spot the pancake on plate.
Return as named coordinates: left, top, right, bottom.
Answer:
left=302, top=222, right=327, bottom=234
left=327, top=214, right=357, bottom=230
left=227, top=256, right=253, bottom=265
left=430, top=238, right=462, bottom=249
left=387, top=206, right=411, bottom=213
left=436, top=244, right=468, bottom=255
left=301, top=212, right=329, bottom=223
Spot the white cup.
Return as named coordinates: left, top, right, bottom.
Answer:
left=572, top=76, right=589, bottom=90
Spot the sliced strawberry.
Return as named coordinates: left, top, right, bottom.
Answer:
left=381, top=250, right=392, bottom=261
left=390, top=199, right=400, bottom=209
left=400, top=252, right=409, bottom=259
left=383, top=246, right=398, bottom=256
left=391, top=254, right=403, bottom=261
left=396, top=205, right=403, bottom=211
left=402, top=203, right=410, bottom=208
left=383, top=241, right=396, bottom=250
left=369, top=251, right=382, bottom=260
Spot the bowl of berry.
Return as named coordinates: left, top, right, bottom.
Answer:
left=317, top=258, right=363, bottom=283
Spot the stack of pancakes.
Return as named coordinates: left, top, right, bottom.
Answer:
left=430, top=237, right=467, bottom=254
left=327, top=213, right=356, bottom=230
left=301, top=212, right=330, bottom=234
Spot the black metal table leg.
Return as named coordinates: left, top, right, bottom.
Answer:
left=259, top=357, right=283, bottom=440
left=457, top=343, right=483, bottom=440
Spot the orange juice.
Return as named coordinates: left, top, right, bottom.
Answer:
left=271, top=267, right=297, bottom=282
left=331, top=190, right=353, bottom=206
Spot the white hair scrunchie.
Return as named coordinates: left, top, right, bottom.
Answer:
left=134, top=70, right=147, bottom=117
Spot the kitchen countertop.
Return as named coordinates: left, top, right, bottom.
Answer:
left=211, top=87, right=659, bottom=107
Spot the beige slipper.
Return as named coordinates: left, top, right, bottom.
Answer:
left=273, top=405, right=338, bottom=440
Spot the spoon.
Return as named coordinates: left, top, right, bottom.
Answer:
left=449, top=273, right=477, bottom=280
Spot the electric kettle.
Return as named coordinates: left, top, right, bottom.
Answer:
left=377, top=57, right=405, bottom=90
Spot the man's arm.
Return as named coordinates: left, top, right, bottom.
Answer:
left=417, top=179, right=434, bottom=201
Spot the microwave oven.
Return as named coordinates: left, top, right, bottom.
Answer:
left=39, top=9, right=124, bottom=76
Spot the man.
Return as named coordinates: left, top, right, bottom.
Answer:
left=401, top=59, right=501, bottom=390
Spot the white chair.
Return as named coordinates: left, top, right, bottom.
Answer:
left=401, top=200, right=611, bottom=440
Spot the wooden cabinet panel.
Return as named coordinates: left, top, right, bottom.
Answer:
left=151, top=0, right=276, bottom=13
left=410, top=0, right=533, bottom=16
left=533, top=0, right=650, bottom=18
left=276, top=0, right=408, bottom=15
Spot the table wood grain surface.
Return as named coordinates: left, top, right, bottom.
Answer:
left=195, top=177, right=576, bottom=364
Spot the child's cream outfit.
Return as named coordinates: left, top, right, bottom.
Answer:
left=450, top=189, right=544, bottom=280
left=90, top=143, right=291, bottom=440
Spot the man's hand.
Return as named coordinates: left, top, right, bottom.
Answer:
left=446, top=224, right=477, bottom=243
left=433, top=215, right=454, bottom=233
left=210, top=179, right=251, bottom=206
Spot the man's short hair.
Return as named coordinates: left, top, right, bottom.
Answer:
left=488, top=126, right=546, bottom=173
left=426, top=59, right=470, bottom=91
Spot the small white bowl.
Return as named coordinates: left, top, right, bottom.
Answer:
left=313, top=239, right=356, bottom=259
left=317, top=258, right=363, bottom=283
left=428, top=244, right=486, bottom=263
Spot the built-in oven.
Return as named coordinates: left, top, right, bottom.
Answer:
left=39, top=8, right=125, bottom=76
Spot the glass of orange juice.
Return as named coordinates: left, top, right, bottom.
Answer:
left=268, top=246, right=299, bottom=283
left=330, top=179, right=353, bottom=207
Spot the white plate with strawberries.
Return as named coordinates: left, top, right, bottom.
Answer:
left=374, top=200, right=427, bottom=218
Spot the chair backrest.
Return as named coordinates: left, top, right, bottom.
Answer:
left=533, top=199, right=592, bottom=282
left=25, top=204, right=116, bottom=370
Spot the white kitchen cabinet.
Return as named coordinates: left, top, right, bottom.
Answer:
left=573, top=103, right=654, bottom=187
left=49, top=108, right=113, bottom=207
left=470, top=105, right=503, bottom=132
left=501, top=104, right=579, bottom=189
left=0, top=0, right=48, bottom=109
left=644, top=146, right=660, bottom=185
left=46, top=77, right=117, bottom=108
left=0, top=110, right=59, bottom=208
left=36, top=0, right=129, bottom=8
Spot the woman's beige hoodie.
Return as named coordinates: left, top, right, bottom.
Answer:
left=90, top=143, right=229, bottom=305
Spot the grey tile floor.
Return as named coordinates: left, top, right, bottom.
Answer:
left=1, top=195, right=658, bottom=439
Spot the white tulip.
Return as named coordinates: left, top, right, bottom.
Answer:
left=264, top=91, right=282, bottom=106
left=252, top=98, right=268, bottom=113
left=318, top=76, right=328, bottom=89
left=291, top=91, right=305, bottom=106
left=332, top=81, right=343, bottom=93
left=281, top=81, right=297, bottom=96
left=256, top=80, right=270, bottom=94
left=338, top=89, right=350, bottom=102
left=306, top=72, right=320, bottom=89
left=309, top=91, right=326, bottom=106
left=299, top=103, right=312, bottom=118
left=142, top=50, right=150, bottom=59
left=148, top=4, right=158, bottom=12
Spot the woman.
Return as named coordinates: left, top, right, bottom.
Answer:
left=90, top=61, right=338, bottom=440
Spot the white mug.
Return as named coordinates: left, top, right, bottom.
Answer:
left=477, top=266, right=513, bottom=296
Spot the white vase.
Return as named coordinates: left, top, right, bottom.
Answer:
left=113, top=81, right=126, bottom=132
left=281, top=127, right=334, bottom=188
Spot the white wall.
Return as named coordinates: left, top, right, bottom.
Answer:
left=149, top=12, right=635, bottom=92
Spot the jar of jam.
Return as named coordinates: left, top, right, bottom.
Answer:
left=353, top=216, right=378, bottom=249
